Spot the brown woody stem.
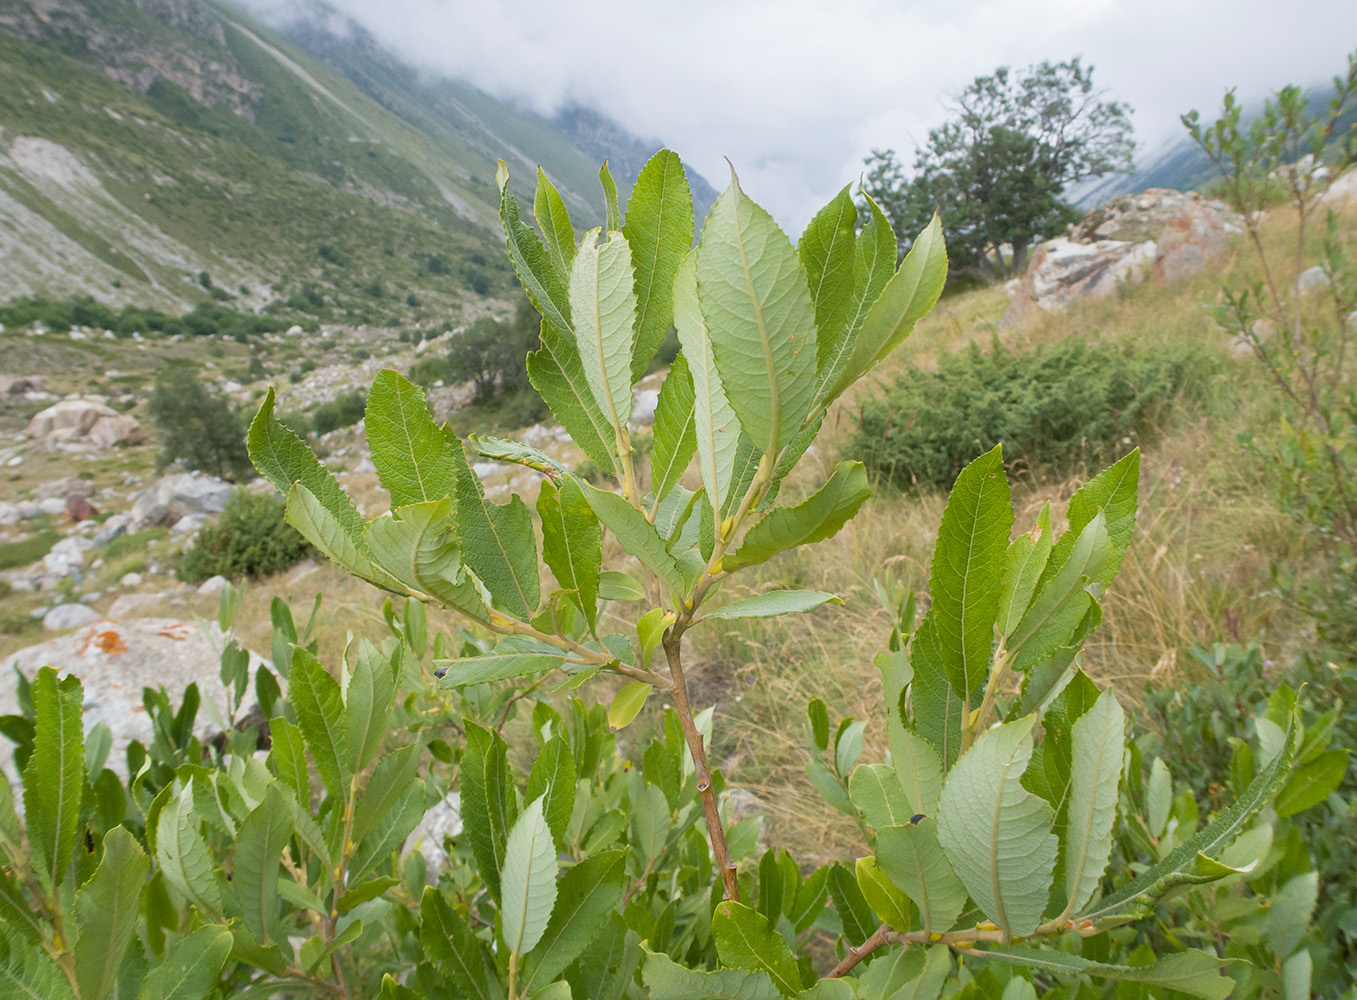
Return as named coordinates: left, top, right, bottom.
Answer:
left=663, top=631, right=740, bottom=902
left=828, top=923, right=893, bottom=978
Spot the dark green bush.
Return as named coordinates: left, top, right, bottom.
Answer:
left=179, top=492, right=311, bottom=583
left=850, top=337, right=1216, bottom=490
left=311, top=392, right=366, bottom=435
left=147, top=367, right=253, bottom=481
left=0, top=531, right=58, bottom=570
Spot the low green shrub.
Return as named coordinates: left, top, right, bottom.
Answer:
left=850, top=337, right=1217, bottom=490
left=0, top=530, right=59, bottom=570
left=311, top=391, right=366, bottom=435
left=178, top=492, right=310, bottom=582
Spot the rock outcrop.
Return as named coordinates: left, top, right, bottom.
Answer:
left=128, top=472, right=233, bottom=530
left=26, top=397, right=145, bottom=451
left=1002, top=189, right=1240, bottom=327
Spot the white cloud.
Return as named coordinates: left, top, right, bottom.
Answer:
left=248, top=0, right=1357, bottom=228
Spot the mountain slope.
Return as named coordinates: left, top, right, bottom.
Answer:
left=0, top=0, right=714, bottom=319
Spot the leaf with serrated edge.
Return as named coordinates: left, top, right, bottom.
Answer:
left=1009, top=513, right=1112, bottom=669
left=366, top=370, right=456, bottom=508
left=527, top=320, right=619, bottom=477
left=799, top=185, right=857, bottom=359
left=907, top=613, right=965, bottom=769
left=289, top=647, right=351, bottom=800
left=535, top=167, right=577, bottom=277
left=831, top=214, right=947, bottom=401
left=674, top=251, right=743, bottom=517
left=571, top=228, right=639, bottom=443
left=728, top=461, right=871, bottom=570
left=650, top=351, right=698, bottom=505
left=975, top=945, right=1236, bottom=1000
left=538, top=477, right=601, bottom=631
left=1079, top=707, right=1299, bottom=929
left=447, top=432, right=540, bottom=618
left=696, top=170, right=817, bottom=458
left=584, top=483, right=687, bottom=591
left=233, top=784, right=293, bottom=947
left=366, top=499, right=489, bottom=617
left=469, top=434, right=571, bottom=476
left=713, top=901, right=802, bottom=997
left=997, top=504, right=1053, bottom=638
left=419, top=887, right=501, bottom=1000
left=497, top=162, right=571, bottom=334
left=890, top=725, right=943, bottom=817
left=500, top=796, right=559, bottom=956
left=1047, top=450, right=1139, bottom=587
left=625, top=150, right=694, bottom=381
left=154, top=784, right=223, bottom=918
left=877, top=820, right=967, bottom=934
left=931, top=445, right=1012, bottom=700
left=849, top=763, right=913, bottom=829
left=522, top=850, right=626, bottom=992
left=23, top=668, right=83, bottom=891
left=600, top=161, right=621, bottom=232
left=345, top=639, right=396, bottom=774
left=525, top=735, right=577, bottom=846
left=700, top=590, right=841, bottom=622
left=73, top=826, right=148, bottom=1000
left=937, top=716, right=1057, bottom=937
left=436, top=636, right=566, bottom=687
left=137, top=925, right=233, bottom=1000
left=1063, top=690, right=1124, bottom=917
left=286, top=483, right=393, bottom=590
left=250, top=388, right=369, bottom=553
left=642, top=947, right=781, bottom=1000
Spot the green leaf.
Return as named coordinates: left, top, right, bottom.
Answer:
left=812, top=191, right=896, bottom=407
left=345, top=639, right=397, bottom=773
left=447, top=432, right=541, bottom=618
left=436, top=637, right=567, bottom=686
left=365, top=370, right=457, bottom=508
left=1267, top=872, right=1317, bottom=957
left=631, top=783, right=670, bottom=862
left=538, top=477, right=601, bottom=631
left=608, top=682, right=653, bottom=730
left=501, top=796, right=559, bottom=956
left=697, top=171, right=818, bottom=458
left=285, top=483, right=391, bottom=590
left=650, top=351, right=698, bottom=504
left=799, top=186, right=858, bottom=355
left=367, top=500, right=490, bottom=617
left=1078, top=706, right=1298, bottom=928
left=1009, top=513, right=1113, bottom=669
left=138, top=925, right=233, bottom=1000
left=642, top=947, right=782, bottom=1000
left=1063, top=690, right=1124, bottom=917
left=1274, top=749, right=1347, bottom=816
left=74, top=826, right=149, bottom=1000
left=232, top=785, right=293, bottom=948
left=288, top=648, right=351, bottom=801
left=347, top=778, right=424, bottom=884
left=713, top=901, right=803, bottom=998
left=249, top=388, right=368, bottom=553
left=828, top=862, right=877, bottom=947
left=906, top=614, right=966, bottom=769
left=23, top=667, right=83, bottom=890
left=856, top=855, right=913, bottom=930
left=419, top=887, right=502, bottom=1000
left=929, top=445, right=1012, bottom=699
left=461, top=723, right=514, bottom=904
left=522, top=850, right=626, bottom=992
left=0, top=868, right=44, bottom=944
left=527, top=320, right=619, bottom=478
left=890, top=726, right=943, bottom=817
left=599, top=570, right=645, bottom=601
left=1283, top=951, right=1311, bottom=1000
left=468, top=434, right=571, bottom=477
left=700, top=590, right=841, bottom=622
left=997, top=504, right=1053, bottom=638
left=526, top=736, right=577, bottom=846
left=571, top=228, right=639, bottom=441
left=849, top=763, right=914, bottom=829
left=937, top=716, right=1057, bottom=937
left=1048, top=450, right=1140, bottom=586
left=267, top=718, right=309, bottom=804
left=600, top=161, right=621, bottom=233
left=351, top=744, right=422, bottom=846
left=831, top=214, right=947, bottom=401
left=624, top=149, right=694, bottom=381
left=674, top=252, right=745, bottom=518
left=877, top=820, right=967, bottom=933
left=0, top=942, right=76, bottom=1000
left=535, top=167, right=577, bottom=277
left=974, top=945, right=1236, bottom=1000
left=154, top=784, right=223, bottom=918
left=727, top=462, right=872, bottom=570
left=584, top=483, right=687, bottom=591
left=497, top=161, right=572, bottom=335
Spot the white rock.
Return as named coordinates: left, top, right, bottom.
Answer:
left=107, top=593, right=169, bottom=618
left=94, top=513, right=131, bottom=546
left=196, top=575, right=230, bottom=597
left=119, top=572, right=143, bottom=588
left=630, top=388, right=660, bottom=426
left=172, top=514, right=207, bottom=534
left=405, top=792, right=463, bottom=878
left=42, top=604, right=102, bottom=631
left=129, top=473, right=233, bottom=531
left=286, top=325, right=303, bottom=336
left=1297, top=265, right=1332, bottom=295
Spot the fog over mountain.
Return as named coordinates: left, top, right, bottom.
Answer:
left=245, top=0, right=1357, bottom=227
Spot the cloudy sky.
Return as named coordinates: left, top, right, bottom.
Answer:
left=257, top=0, right=1356, bottom=227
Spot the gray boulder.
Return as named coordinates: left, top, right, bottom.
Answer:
left=129, top=472, right=233, bottom=531
left=42, top=603, right=102, bottom=631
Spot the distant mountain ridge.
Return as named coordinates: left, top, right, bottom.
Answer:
left=0, top=0, right=716, bottom=319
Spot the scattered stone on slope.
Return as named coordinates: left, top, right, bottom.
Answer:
left=42, top=602, right=102, bottom=631
left=128, top=472, right=233, bottom=530
left=0, top=618, right=270, bottom=779
left=25, top=397, right=145, bottom=451
left=1002, top=189, right=1240, bottom=327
